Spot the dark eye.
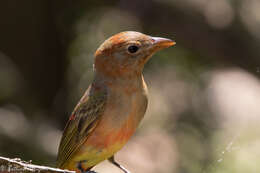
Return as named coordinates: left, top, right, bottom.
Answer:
left=127, top=45, right=139, bottom=54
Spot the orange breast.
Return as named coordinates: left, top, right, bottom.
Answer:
left=86, top=114, right=136, bottom=149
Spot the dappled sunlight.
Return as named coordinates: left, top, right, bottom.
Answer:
left=240, top=0, right=260, bottom=38
left=0, top=106, right=29, bottom=139
left=203, top=0, right=234, bottom=29
left=206, top=68, right=260, bottom=128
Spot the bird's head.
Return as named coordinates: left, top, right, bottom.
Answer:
left=94, top=31, right=175, bottom=78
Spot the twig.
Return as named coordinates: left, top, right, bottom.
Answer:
left=0, top=156, right=74, bottom=173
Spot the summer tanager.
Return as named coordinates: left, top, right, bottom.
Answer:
left=56, top=31, right=175, bottom=173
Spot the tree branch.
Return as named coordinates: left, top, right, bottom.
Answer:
left=0, top=156, right=74, bottom=173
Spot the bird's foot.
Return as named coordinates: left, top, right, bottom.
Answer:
left=108, top=156, right=131, bottom=173
left=77, top=161, right=97, bottom=173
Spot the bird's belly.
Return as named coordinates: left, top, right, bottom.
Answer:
left=71, top=117, right=136, bottom=170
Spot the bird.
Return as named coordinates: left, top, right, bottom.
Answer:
left=56, top=31, right=175, bottom=173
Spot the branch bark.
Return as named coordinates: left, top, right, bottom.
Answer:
left=0, top=156, right=74, bottom=173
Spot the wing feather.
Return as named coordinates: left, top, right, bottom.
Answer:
left=56, top=87, right=107, bottom=168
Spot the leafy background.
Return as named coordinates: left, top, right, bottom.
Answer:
left=0, top=0, right=260, bottom=172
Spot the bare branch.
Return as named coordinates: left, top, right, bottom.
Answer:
left=0, top=156, right=74, bottom=173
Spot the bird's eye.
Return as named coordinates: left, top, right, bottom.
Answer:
left=127, top=45, right=139, bottom=54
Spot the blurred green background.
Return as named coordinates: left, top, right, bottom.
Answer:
left=0, top=0, right=260, bottom=173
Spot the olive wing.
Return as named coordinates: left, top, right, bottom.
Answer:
left=56, top=89, right=107, bottom=168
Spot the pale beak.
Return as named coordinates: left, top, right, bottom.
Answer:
left=151, top=37, right=176, bottom=49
